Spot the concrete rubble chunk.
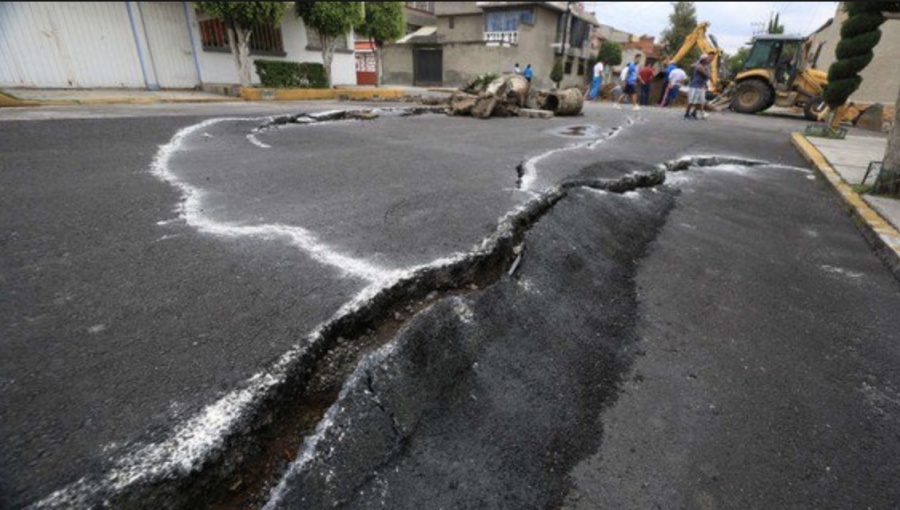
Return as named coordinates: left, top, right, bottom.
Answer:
left=447, top=74, right=579, bottom=119
left=517, top=108, right=554, bottom=119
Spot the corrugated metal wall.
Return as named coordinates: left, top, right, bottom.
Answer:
left=134, top=2, right=198, bottom=89
left=0, top=2, right=199, bottom=89
left=0, top=2, right=144, bottom=88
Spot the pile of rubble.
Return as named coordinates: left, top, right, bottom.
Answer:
left=442, top=74, right=584, bottom=119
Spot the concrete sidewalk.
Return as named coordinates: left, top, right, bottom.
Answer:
left=1, top=87, right=239, bottom=106
left=792, top=132, right=900, bottom=279
left=0, top=85, right=450, bottom=107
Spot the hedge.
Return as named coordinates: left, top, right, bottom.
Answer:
left=253, top=60, right=328, bottom=89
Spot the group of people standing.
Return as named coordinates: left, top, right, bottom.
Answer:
left=583, top=52, right=714, bottom=120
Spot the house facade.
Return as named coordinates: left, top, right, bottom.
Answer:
left=382, top=1, right=599, bottom=89
left=0, top=1, right=357, bottom=91
left=355, top=2, right=437, bottom=86
left=810, top=2, right=900, bottom=105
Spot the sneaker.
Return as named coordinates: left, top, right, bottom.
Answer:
left=633, top=105, right=641, bottom=111
left=690, top=112, right=698, bottom=119
left=614, top=104, right=621, bottom=109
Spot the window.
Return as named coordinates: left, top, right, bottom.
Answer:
left=569, top=18, right=591, bottom=47
left=564, top=56, right=574, bottom=74
left=578, top=59, right=585, bottom=76
left=198, top=18, right=285, bottom=56
left=406, top=2, right=434, bottom=13
left=484, top=9, right=534, bottom=32
left=449, top=16, right=454, bottom=29
left=306, top=25, right=348, bottom=51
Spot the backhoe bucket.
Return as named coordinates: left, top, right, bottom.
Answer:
left=707, top=84, right=735, bottom=111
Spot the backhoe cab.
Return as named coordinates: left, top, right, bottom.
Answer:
left=728, top=34, right=828, bottom=120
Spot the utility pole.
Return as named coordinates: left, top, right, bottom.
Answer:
left=560, top=1, right=574, bottom=56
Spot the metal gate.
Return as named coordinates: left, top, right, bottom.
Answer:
left=413, top=47, right=442, bottom=86
left=138, top=2, right=199, bottom=89
left=356, top=52, right=376, bottom=86
left=0, top=2, right=198, bottom=89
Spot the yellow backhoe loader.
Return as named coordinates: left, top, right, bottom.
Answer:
left=666, top=23, right=831, bottom=120
left=724, top=34, right=829, bottom=120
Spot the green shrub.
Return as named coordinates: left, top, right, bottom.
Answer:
left=253, top=60, right=328, bottom=88
left=298, top=62, right=327, bottom=89
left=550, top=58, right=564, bottom=87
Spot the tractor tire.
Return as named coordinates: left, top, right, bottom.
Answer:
left=731, top=79, right=772, bottom=114
left=803, top=97, right=827, bottom=121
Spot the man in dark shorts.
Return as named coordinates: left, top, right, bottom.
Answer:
left=614, top=54, right=642, bottom=110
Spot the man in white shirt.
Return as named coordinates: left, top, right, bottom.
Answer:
left=585, top=60, right=604, bottom=101
left=660, top=66, right=687, bottom=107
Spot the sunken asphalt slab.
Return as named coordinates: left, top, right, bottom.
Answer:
left=2, top=101, right=900, bottom=508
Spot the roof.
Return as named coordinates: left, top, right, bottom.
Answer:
left=475, top=2, right=600, bottom=25
left=396, top=26, right=438, bottom=45
left=750, top=34, right=809, bottom=42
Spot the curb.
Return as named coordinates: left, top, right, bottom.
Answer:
left=239, top=87, right=408, bottom=102
left=0, top=95, right=240, bottom=107
left=0, top=90, right=40, bottom=107
left=791, top=132, right=900, bottom=280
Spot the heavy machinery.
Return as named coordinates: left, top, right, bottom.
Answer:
left=665, top=22, right=727, bottom=95
left=725, top=34, right=828, bottom=120
left=666, top=23, right=829, bottom=120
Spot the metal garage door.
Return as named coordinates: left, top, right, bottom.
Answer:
left=413, top=47, right=442, bottom=86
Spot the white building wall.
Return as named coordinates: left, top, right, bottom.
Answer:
left=813, top=5, right=900, bottom=105
left=188, top=10, right=356, bottom=87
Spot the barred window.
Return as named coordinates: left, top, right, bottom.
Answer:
left=198, top=18, right=285, bottom=56
left=405, top=2, right=434, bottom=13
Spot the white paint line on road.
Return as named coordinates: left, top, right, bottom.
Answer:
left=246, top=133, right=271, bottom=149
left=820, top=264, right=864, bottom=279
left=521, top=122, right=632, bottom=191
left=150, top=117, right=394, bottom=283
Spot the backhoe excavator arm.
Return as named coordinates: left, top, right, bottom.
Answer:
left=667, top=22, right=724, bottom=93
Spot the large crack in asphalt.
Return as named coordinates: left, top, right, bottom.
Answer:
left=30, top=107, right=775, bottom=509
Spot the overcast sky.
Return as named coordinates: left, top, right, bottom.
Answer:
left=583, top=2, right=839, bottom=54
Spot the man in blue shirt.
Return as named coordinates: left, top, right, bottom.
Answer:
left=523, top=64, right=533, bottom=83
left=685, top=54, right=711, bottom=119
left=614, top=54, right=642, bottom=110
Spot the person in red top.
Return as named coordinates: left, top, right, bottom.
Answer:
left=638, top=63, right=655, bottom=106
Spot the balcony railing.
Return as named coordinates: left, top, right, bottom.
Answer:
left=484, top=31, right=518, bottom=45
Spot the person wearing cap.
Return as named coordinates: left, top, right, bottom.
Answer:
left=685, top=53, right=712, bottom=120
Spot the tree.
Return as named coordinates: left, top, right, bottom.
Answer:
left=824, top=2, right=900, bottom=195
left=357, top=2, right=405, bottom=87
left=766, top=12, right=785, bottom=34
left=591, top=41, right=622, bottom=84
left=727, top=46, right=750, bottom=77
left=194, top=2, right=288, bottom=87
left=296, top=2, right=364, bottom=88
left=661, top=2, right=699, bottom=62
left=551, top=58, right=565, bottom=89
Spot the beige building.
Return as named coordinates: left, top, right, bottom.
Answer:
left=811, top=2, right=900, bottom=105
left=382, top=1, right=599, bottom=89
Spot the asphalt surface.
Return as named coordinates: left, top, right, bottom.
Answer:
left=2, top=100, right=899, bottom=509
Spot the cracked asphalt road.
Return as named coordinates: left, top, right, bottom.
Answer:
left=2, top=101, right=899, bottom=509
